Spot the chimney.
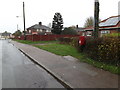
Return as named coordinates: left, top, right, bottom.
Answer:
left=39, top=22, right=42, bottom=25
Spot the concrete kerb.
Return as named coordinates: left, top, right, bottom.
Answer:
left=13, top=43, right=74, bottom=89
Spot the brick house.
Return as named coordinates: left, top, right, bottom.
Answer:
left=0, top=31, right=11, bottom=39
left=74, top=25, right=85, bottom=35
left=27, top=22, right=52, bottom=35
left=84, top=15, right=120, bottom=37
left=67, top=25, right=85, bottom=35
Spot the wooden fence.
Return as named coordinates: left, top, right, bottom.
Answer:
left=14, top=34, right=80, bottom=41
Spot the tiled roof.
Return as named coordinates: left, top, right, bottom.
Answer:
left=27, top=24, right=51, bottom=31
left=1, top=32, right=11, bottom=36
left=74, top=27, right=85, bottom=32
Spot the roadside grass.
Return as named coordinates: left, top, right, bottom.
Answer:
left=14, top=39, right=119, bottom=74
left=34, top=43, right=119, bottom=74
left=13, top=39, right=58, bottom=44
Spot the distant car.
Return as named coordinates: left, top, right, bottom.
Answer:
left=0, top=38, right=5, bottom=40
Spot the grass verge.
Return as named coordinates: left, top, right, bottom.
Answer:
left=13, top=39, right=58, bottom=44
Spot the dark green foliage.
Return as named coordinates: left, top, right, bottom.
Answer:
left=66, top=36, right=119, bottom=66
left=58, top=37, right=80, bottom=51
left=61, top=27, right=77, bottom=35
left=13, top=30, right=22, bottom=37
left=83, top=37, right=119, bottom=66
left=58, top=37, right=72, bottom=44
left=51, top=12, right=63, bottom=34
left=97, top=37, right=119, bottom=65
left=70, top=37, right=79, bottom=48
left=83, top=37, right=102, bottom=60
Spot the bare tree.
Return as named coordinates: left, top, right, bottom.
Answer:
left=84, top=16, right=94, bottom=28
left=84, top=16, right=101, bottom=28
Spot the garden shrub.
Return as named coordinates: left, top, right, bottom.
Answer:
left=61, top=27, right=78, bottom=35
left=58, top=37, right=72, bottom=44
left=58, top=37, right=80, bottom=49
left=83, top=37, right=103, bottom=60
left=97, top=37, right=119, bottom=65
left=83, top=36, right=120, bottom=66
left=58, top=36, right=119, bottom=66
left=70, top=37, right=79, bottom=47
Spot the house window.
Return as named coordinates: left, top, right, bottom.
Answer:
left=37, top=29, right=39, bottom=32
left=29, top=30, right=31, bottom=33
left=82, top=33, right=85, bottom=36
left=101, top=30, right=110, bottom=34
left=86, top=31, right=92, bottom=36
left=46, top=30, right=50, bottom=32
left=40, top=29, right=42, bottom=32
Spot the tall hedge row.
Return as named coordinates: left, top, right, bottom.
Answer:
left=84, top=37, right=119, bottom=65
left=58, top=36, right=120, bottom=66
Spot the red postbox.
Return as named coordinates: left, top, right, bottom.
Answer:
left=79, top=36, right=86, bottom=52
left=79, top=36, right=86, bottom=45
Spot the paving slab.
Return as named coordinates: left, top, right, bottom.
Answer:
left=11, top=40, right=119, bottom=88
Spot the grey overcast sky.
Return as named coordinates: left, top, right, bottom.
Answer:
left=0, top=0, right=119, bottom=33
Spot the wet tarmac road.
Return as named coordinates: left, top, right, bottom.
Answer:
left=1, top=39, right=64, bottom=88
left=0, top=40, right=2, bottom=89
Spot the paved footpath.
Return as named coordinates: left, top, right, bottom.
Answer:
left=11, top=40, right=119, bottom=88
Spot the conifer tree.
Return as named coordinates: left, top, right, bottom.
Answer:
left=52, top=12, right=63, bottom=34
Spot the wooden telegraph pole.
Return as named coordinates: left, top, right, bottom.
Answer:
left=23, top=2, right=26, bottom=40
left=94, top=0, right=99, bottom=38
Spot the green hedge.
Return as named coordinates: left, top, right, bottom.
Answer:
left=58, top=37, right=79, bottom=48
left=84, top=37, right=119, bottom=66
left=58, top=37, right=72, bottom=44
left=58, top=36, right=119, bottom=66
left=83, top=37, right=102, bottom=60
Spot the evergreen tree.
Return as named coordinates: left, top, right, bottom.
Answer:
left=61, top=27, right=77, bottom=35
left=13, top=30, right=22, bottom=37
left=52, top=12, right=63, bottom=34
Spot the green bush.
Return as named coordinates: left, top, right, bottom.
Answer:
left=61, top=27, right=78, bottom=35
left=83, top=37, right=102, bottom=60
left=58, top=36, right=119, bottom=66
left=83, top=37, right=119, bottom=66
left=58, top=37, right=72, bottom=44
left=58, top=37, right=79, bottom=46
left=69, top=37, right=81, bottom=52
left=97, top=37, right=119, bottom=65
left=69, top=37, right=79, bottom=47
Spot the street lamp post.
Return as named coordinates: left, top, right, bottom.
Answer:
left=23, top=2, right=26, bottom=40
left=93, top=0, right=99, bottom=38
left=16, top=16, right=19, bottom=31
